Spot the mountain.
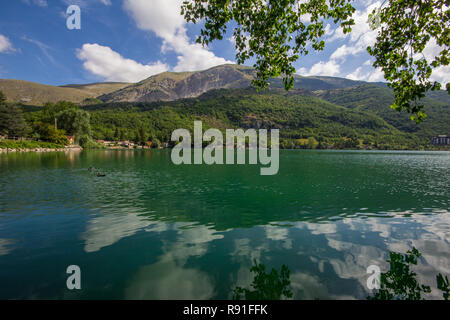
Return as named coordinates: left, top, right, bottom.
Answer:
left=2, top=65, right=447, bottom=109
left=60, top=82, right=130, bottom=97
left=0, top=79, right=94, bottom=105
left=98, top=64, right=374, bottom=103
left=98, top=64, right=253, bottom=103
left=0, top=79, right=129, bottom=105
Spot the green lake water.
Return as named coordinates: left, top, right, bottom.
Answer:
left=0, top=150, right=449, bottom=299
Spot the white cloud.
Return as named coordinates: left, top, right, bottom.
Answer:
left=330, top=44, right=363, bottom=61
left=0, top=35, right=14, bottom=53
left=22, top=36, right=56, bottom=64
left=420, top=39, right=450, bottom=84
left=123, top=0, right=185, bottom=39
left=61, top=0, right=87, bottom=7
left=299, top=13, right=312, bottom=24
left=328, top=1, right=380, bottom=62
left=430, top=66, right=450, bottom=84
left=344, top=36, right=450, bottom=84
left=328, top=0, right=449, bottom=85
left=346, top=67, right=365, bottom=81
left=170, top=34, right=232, bottom=72
left=77, top=43, right=169, bottom=82
left=61, top=0, right=111, bottom=8
left=296, top=1, right=389, bottom=80
left=22, top=0, right=48, bottom=6
left=345, top=67, right=367, bottom=80
left=366, top=68, right=384, bottom=82
left=123, top=0, right=233, bottom=72
left=298, top=1, right=384, bottom=78
left=298, top=59, right=341, bottom=77
left=346, top=64, right=384, bottom=82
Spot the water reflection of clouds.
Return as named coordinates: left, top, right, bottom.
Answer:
left=290, top=272, right=356, bottom=300
left=229, top=211, right=450, bottom=299
left=80, top=201, right=450, bottom=299
left=81, top=174, right=165, bottom=252
left=124, top=260, right=215, bottom=299
left=295, top=211, right=450, bottom=299
left=0, top=238, right=15, bottom=256
left=265, top=225, right=292, bottom=249
left=125, top=224, right=224, bottom=299
left=82, top=212, right=168, bottom=252
left=82, top=204, right=225, bottom=299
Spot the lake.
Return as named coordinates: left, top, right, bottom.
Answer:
left=0, top=150, right=449, bottom=299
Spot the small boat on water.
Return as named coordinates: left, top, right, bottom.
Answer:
left=96, top=173, right=106, bottom=177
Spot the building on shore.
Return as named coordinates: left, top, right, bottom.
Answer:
left=95, top=140, right=115, bottom=147
left=431, top=135, right=450, bottom=145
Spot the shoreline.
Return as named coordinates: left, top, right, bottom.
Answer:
left=0, top=146, right=83, bottom=153
left=1, top=146, right=448, bottom=153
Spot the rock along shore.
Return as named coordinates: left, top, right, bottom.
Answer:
left=0, top=146, right=83, bottom=153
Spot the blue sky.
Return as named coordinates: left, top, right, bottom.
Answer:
left=0, top=0, right=447, bottom=86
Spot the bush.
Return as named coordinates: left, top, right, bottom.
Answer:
left=151, top=138, right=161, bottom=148
left=0, top=139, right=64, bottom=149
left=77, top=135, right=104, bottom=149
left=32, top=122, right=68, bottom=145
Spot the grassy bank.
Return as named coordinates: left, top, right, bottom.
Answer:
left=0, top=139, right=65, bottom=149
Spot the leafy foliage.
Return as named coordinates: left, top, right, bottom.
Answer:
left=437, top=273, right=450, bottom=300
left=77, top=135, right=104, bottom=149
left=368, top=247, right=432, bottom=300
left=32, top=122, right=68, bottom=145
left=367, top=247, right=450, bottom=300
left=233, top=260, right=293, bottom=300
left=42, top=101, right=78, bottom=123
left=0, top=139, right=64, bottom=149
left=0, top=91, right=29, bottom=137
left=0, top=91, right=5, bottom=105
left=56, top=108, right=92, bottom=139
left=181, top=0, right=355, bottom=90
left=367, top=0, right=449, bottom=122
left=19, top=99, right=100, bottom=148
left=182, top=0, right=449, bottom=121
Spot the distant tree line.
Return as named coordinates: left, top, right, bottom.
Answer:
left=2, top=87, right=447, bottom=151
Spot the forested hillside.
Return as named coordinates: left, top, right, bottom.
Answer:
left=314, top=84, right=450, bottom=139
left=76, top=88, right=444, bottom=150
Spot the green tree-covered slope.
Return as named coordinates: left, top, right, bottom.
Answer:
left=314, top=84, right=449, bottom=140
left=81, top=88, right=430, bottom=150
